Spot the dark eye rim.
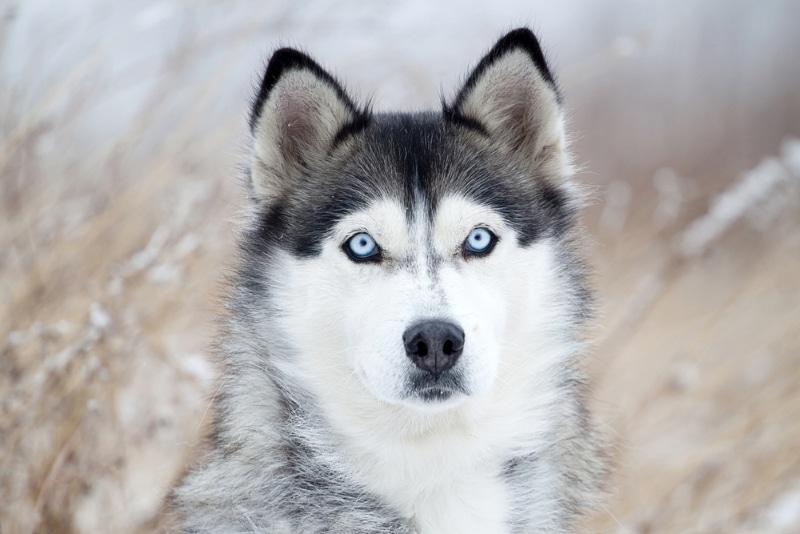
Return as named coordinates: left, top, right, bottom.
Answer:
left=343, top=233, right=383, bottom=263
left=462, top=227, right=498, bottom=258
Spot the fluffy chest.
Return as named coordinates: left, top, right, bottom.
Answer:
left=341, top=418, right=518, bottom=534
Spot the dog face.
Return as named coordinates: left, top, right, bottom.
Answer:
left=244, top=30, right=583, bottom=414
left=274, top=192, right=565, bottom=412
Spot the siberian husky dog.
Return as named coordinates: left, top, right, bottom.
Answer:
left=175, top=28, right=606, bottom=533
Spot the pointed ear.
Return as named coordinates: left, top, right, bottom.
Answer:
left=445, top=29, right=567, bottom=174
left=249, top=48, right=369, bottom=201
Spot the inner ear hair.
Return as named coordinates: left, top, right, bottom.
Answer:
left=249, top=48, right=370, bottom=201
left=444, top=28, right=565, bottom=167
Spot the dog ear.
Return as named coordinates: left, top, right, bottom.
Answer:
left=445, top=28, right=567, bottom=174
left=249, top=48, right=368, bottom=201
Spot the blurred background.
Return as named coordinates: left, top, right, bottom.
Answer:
left=1, top=1, right=799, bottom=532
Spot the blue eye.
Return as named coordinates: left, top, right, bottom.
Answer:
left=345, top=232, right=380, bottom=261
left=464, top=227, right=496, bottom=256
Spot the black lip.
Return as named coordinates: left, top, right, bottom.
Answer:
left=405, top=370, right=467, bottom=402
left=414, top=387, right=456, bottom=402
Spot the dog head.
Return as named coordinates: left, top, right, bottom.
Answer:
left=240, top=29, right=586, bottom=416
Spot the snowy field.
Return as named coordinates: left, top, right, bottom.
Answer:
left=1, top=1, right=799, bottom=532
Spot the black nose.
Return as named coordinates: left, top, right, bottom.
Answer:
left=403, top=320, right=465, bottom=379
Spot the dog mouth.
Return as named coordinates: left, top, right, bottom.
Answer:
left=405, top=371, right=467, bottom=403
left=414, top=387, right=456, bottom=402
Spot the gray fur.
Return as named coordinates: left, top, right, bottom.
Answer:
left=173, top=28, right=607, bottom=533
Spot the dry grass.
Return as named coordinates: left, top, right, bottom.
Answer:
left=1, top=2, right=799, bottom=533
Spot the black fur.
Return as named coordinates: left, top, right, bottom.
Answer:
left=245, top=29, right=573, bottom=261
left=248, top=112, right=575, bottom=260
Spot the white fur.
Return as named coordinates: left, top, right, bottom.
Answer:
left=263, top=194, right=576, bottom=533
